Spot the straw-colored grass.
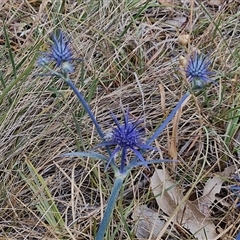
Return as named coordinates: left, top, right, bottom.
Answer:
left=0, top=0, right=239, bottom=239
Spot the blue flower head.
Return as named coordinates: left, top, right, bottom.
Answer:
left=99, top=109, right=156, bottom=173
left=49, top=30, right=73, bottom=67
left=186, top=52, right=216, bottom=89
left=37, top=30, right=77, bottom=73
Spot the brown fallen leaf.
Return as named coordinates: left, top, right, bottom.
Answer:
left=180, top=0, right=190, bottom=4
left=164, top=16, right=187, bottom=29
left=132, top=205, right=165, bottom=239
left=158, top=0, right=175, bottom=5
left=198, top=165, right=237, bottom=215
left=209, top=0, right=223, bottom=6
left=150, top=169, right=218, bottom=240
left=198, top=176, right=224, bottom=216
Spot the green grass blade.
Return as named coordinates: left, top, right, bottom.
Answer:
left=19, top=159, right=65, bottom=232
left=3, top=24, right=17, bottom=78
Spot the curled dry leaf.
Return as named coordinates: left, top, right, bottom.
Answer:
left=132, top=205, right=165, bottom=239
left=150, top=169, right=218, bottom=240
left=198, top=165, right=237, bottom=215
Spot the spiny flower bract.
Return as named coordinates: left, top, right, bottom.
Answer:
left=36, top=56, right=50, bottom=66
left=186, top=52, right=216, bottom=88
left=49, top=30, right=73, bottom=67
left=99, top=109, right=156, bottom=173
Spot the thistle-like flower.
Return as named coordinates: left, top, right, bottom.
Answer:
left=49, top=30, right=73, bottom=67
left=186, top=52, right=216, bottom=89
left=37, top=30, right=77, bottom=73
left=99, top=109, right=156, bottom=173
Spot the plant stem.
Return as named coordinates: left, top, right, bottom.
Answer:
left=147, top=91, right=190, bottom=144
left=66, top=79, right=105, bottom=140
left=96, top=176, right=124, bottom=240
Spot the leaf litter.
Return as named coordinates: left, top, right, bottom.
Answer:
left=132, top=205, right=166, bottom=239
left=150, top=169, right=218, bottom=239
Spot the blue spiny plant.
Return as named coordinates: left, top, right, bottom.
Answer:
left=36, top=30, right=216, bottom=240
left=185, top=51, right=216, bottom=90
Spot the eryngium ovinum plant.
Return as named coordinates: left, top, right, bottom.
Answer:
left=36, top=30, right=216, bottom=240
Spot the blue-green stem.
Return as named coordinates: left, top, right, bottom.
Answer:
left=147, top=91, right=190, bottom=144
left=41, top=65, right=104, bottom=141
left=66, top=79, right=105, bottom=141
left=96, top=176, right=125, bottom=240
left=66, top=79, right=113, bottom=158
left=42, top=65, right=113, bottom=160
left=128, top=92, right=191, bottom=169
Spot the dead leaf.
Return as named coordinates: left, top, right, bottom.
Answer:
left=164, top=16, right=187, bottom=29
left=132, top=205, right=165, bottom=239
left=180, top=0, right=190, bottom=4
left=198, top=176, right=224, bottom=216
left=158, top=0, right=175, bottom=5
left=151, top=169, right=217, bottom=240
left=209, top=0, right=223, bottom=6
left=218, top=165, right=237, bottom=178
left=198, top=165, right=237, bottom=214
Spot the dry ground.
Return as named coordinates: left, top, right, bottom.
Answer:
left=0, top=0, right=239, bottom=239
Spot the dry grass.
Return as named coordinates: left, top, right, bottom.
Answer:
left=0, top=0, right=239, bottom=239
